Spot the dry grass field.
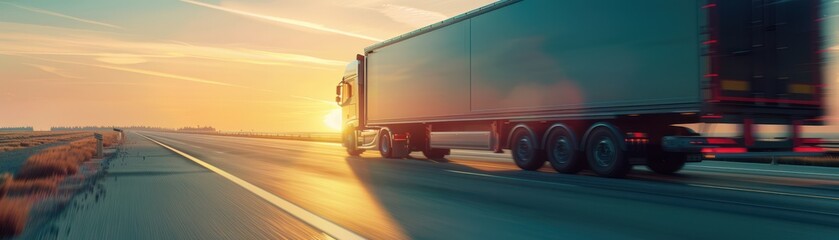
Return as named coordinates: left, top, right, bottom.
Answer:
left=0, top=131, right=120, bottom=236
left=0, top=132, right=91, bottom=153
left=0, top=197, right=30, bottom=237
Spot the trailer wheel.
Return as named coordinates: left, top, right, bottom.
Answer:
left=379, top=131, right=394, bottom=158
left=422, top=148, right=450, bottom=160
left=586, top=127, right=630, bottom=178
left=546, top=128, right=584, bottom=174
left=344, top=131, right=364, bottom=156
left=511, top=129, right=546, bottom=171
left=646, top=153, right=686, bottom=174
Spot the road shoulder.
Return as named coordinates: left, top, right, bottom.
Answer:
left=20, top=132, right=324, bottom=239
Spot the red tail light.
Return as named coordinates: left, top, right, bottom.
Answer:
left=701, top=147, right=747, bottom=154
left=794, top=147, right=824, bottom=153
left=706, top=138, right=737, bottom=145
left=626, top=132, right=647, bottom=138
left=392, top=133, right=409, bottom=141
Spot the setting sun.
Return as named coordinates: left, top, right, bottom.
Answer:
left=324, top=108, right=342, bottom=131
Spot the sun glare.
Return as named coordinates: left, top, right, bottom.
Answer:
left=325, top=108, right=342, bottom=131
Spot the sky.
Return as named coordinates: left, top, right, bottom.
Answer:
left=0, top=0, right=495, bottom=132
left=0, top=0, right=836, bottom=133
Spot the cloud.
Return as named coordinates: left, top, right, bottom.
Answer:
left=0, top=2, right=122, bottom=29
left=24, top=63, right=84, bottom=79
left=180, top=0, right=382, bottom=42
left=290, top=95, right=336, bottom=105
left=94, top=55, right=148, bottom=65
left=52, top=81, right=162, bottom=87
left=238, top=49, right=345, bottom=66
left=0, top=22, right=346, bottom=68
left=379, top=4, right=448, bottom=28
left=70, top=61, right=239, bottom=87
left=7, top=53, right=246, bottom=88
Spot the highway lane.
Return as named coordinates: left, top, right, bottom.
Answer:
left=138, top=131, right=839, bottom=239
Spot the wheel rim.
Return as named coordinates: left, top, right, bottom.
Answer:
left=381, top=134, right=390, bottom=153
left=551, top=137, right=571, bottom=165
left=516, top=137, right=533, bottom=161
left=594, top=137, right=616, bottom=167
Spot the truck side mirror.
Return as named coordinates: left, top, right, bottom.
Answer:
left=336, top=96, right=342, bottom=106
left=336, top=85, right=342, bottom=96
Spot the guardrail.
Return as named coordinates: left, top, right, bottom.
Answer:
left=178, top=131, right=341, bottom=143
left=822, top=140, right=839, bottom=156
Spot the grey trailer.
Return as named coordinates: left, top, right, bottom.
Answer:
left=336, top=0, right=826, bottom=178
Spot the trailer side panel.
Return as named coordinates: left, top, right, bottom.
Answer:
left=367, top=21, right=471, bottom=122
left=366, top=0, right=703, bottom=125
left=470, top=0, right=701, bottom=113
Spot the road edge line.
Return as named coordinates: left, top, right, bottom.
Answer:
left=691, top=165, right=839, bottom=178
left=688, top=183, right=839, bottom=201
left=445, top=170, right=576, bottom=188
left=137, top=132, right=365, bottom=240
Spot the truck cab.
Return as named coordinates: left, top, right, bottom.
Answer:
left=337, top=60, right=360, bottom=130
left=336, top=55, right=378, bottom=156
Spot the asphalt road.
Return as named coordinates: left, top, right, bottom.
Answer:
left=137, top=131, right=839, bottom=239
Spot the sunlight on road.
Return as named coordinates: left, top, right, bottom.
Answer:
left=262, top=150, right=408, bottom=239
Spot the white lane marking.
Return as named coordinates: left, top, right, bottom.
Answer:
left=445, top=170, right=576, bottom=188
left=453, top=162, right=514, bottom=170
left=137, top=133, right=365, bottom=240
left=689, top=184, right=839, bottom=201
left=690, top=165, right=839, bottom=178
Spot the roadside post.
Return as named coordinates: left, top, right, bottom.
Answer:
left=113, top=128, right=124, bottom=143
left=94, top=133, right=104, bottom=158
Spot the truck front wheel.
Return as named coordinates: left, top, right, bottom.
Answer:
left=379, top=131, right=394, bottom=158
left=344, top=131, right=364, bottom=156
left=511, top=129, right=546, bottom=171
left=585, top=127, right=630, bottom=178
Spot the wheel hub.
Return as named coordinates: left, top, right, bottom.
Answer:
left=516, top=138, right=533, bottom=161
left=552, top=137, right=571, bottom=164
left=381, top=135, right=390, bottom=153
left=594, top=138, right=616, bottom=167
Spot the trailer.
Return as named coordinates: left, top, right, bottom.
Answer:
left=335, top=0, right=826, bottom=177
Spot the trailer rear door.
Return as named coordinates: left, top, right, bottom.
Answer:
left=708, top=0, right=823, bottom=115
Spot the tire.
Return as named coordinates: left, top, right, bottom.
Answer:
left=546, top=128, right=584, bottom=174
left=585, top=127, right=630, bottom=178
left=646, top=153, right=686, bottom=174
left=379, top=131, right=394, bottom=158
left=344, top=131, right=364, bottom=156
left=511, top=129, right=547, bottom=171
left=422, top=148, right=450, bottom=160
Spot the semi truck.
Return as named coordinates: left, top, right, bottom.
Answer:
left=335, top=0, right=827, bottom=178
